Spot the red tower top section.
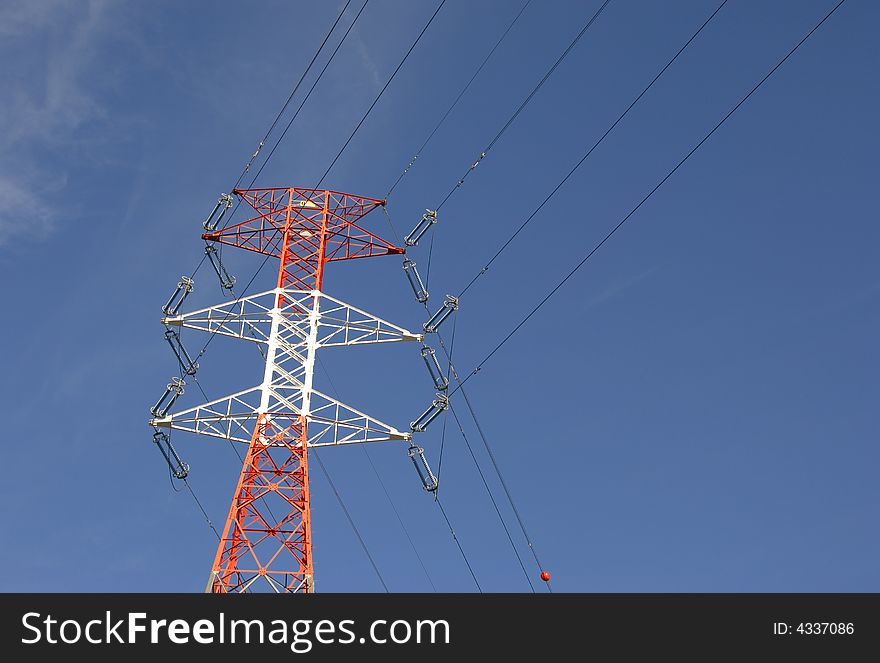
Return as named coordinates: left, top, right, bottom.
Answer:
left=203, top=187, right=404, bottom=292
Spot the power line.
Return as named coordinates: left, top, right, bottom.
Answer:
left=314, top=334, right=485, bottom=594
left=417, top=0, right=611, bottom=293
left=386, top=196, right=550, bottom=588
left=312, top=450, right=390, bottom=592
left=428, top=311, right=532, bottom=590
left=230, top=0, right=355, bottom=192
left=446, top=391, right=536, bottom=592
left=453, top=0, right=849, bottom=394
left=433, top=0, right=613, bottom=213
left=397, top=0, right=733, bottom=592
left=430, top=324, right=533, bottom=590
left=459, top=0, right=729, bottom=297
left=360, top=445, right=438, bottom=592
left=316, top=355, right=438, bottom=592
left=160, top=425, right=221, bottom=542
left=182, top=477, right=222, bottom=541
left=315, top=0, right=448, bottom=189
left=436, top=498, right=482, bottom=592
left=432, top=327, right=542, bottom=592
left=388, top=199, right=549, bottom=589
left=239, top=0, right=372, bottom=198
left=385, top=0, right=533, bottom=199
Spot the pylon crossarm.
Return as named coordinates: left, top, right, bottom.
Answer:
left=150, top=385, right=269, bottom=444
left=314, top=292, right=422, bottom=347
left=270, top=384, right=412, bottom=446
left=151, top=382, right=409, bottom=447
left=162, top=290, right=278, bottom=344
left=163, top=288, right=419, bottom=348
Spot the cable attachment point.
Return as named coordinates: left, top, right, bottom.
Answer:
left=404, top=209, right=437, bottom=246
left=164, top=328, right=199, bottom=376
left=407, top=444, right=438, bottom=492
left=402, top=258, right=429, bottom=303
left=150, top=377, right=185, bottom=418
left=203, top=193, right=234, bottom=232
left=162, top=276, right=194, bottom=316
left=204, top=243, right=236, bottom=290
left=410, top=392, right=449, bottom=433
left=153, top=430, right=189, bottom=479
left=420, top=345, right=448, bottom=391
left=423, top=295, right=458, bottom=333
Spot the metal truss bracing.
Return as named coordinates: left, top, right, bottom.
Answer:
left=149, top=381, right=412, bottom=447
left=206, top=413, right=313, bottom=594
left=162, top=288, right=422, bottom=348
left=203, top=188, right=404, bottom=292
left=153, top=187, right=412, bottom=593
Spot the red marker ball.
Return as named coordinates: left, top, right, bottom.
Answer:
left=540, top=571, right=551, bottom=582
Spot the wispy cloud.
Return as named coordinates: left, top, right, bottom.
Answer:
left=0, top=0, right=115, bottom=245
left=586, top=266, right=660, bottom=309
left=0, top=0, right=69, bottom=38
left=352, top=31, right=382, bottom=91
left=0, top=176, right=58, bottom=246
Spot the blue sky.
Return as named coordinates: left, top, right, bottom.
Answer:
left=0, top=0, right=876, bottom=592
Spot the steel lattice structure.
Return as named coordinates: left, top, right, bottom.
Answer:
left=150, top=187, right=419, bottom=593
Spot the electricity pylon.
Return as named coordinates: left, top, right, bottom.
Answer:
left=150, top=187, right=420, bottom=593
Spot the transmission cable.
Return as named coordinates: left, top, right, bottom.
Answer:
left=315, top=0, right=448, bottom=189
left=430, top=312, right=532, bottom=590
left=182, top=477, right=222, bottom=541
left=312, top=449, right=390, bottom=592
left=160, top=427, right=222, bottom=542
left=419, top=0, right=611, bottom=292
left=385, top=0, right=533, bottom=199
left=230, top=0, right=355, bottom=192
left=432, top=0, right=613, bottom=214
left=393, top=0, right=732, bottom=589
left=313, top=307, right=484, bottom=592
left=317, top=355, right=438, bottom=591
left=436, top=498, right=482, bottom=592
left=383, top=200, right=551, bottom=587
left=452, top=0, right=849, bottom=395
left=431, top=324, right=543, bottom=591
left=236, top=0, right=373, bottom=201
left=459, top=0, right=729, bottom=298
left=446, top=384, right=536, bottom=592
left=433, top=327, right=529, bottom=591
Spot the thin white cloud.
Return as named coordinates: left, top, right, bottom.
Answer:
left=0, top=0, right=69, bottom=37
left=353, top=32, right=382, bottom=91
left=0, top=176, right=57, bottom=246
left=0, top=0, right=116, bottom=246
left=587, top=266, right=660, bottom=309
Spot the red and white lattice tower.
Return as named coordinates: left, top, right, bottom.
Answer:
left=150, top=187, right=420, bottom=592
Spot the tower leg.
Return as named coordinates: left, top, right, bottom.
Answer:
left=209, top=414, right=313, bottom=593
